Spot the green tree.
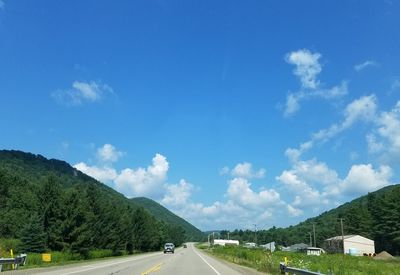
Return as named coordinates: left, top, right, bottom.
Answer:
left=19, top=213, right=46, bottom=253
left=38, top=175, right=64, bottom=251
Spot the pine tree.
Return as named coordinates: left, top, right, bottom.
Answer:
left=19, top=213, right=46, bottom=253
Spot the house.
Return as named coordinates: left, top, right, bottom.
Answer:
left=213, top=239, right=239, bottom=246
left=325, top=235, right=375, bottom=256
left=306, top=247, right=325, bottom=256
left=260, top=241, right=276, bottom=252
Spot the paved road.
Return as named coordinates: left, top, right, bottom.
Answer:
left=7, top=243, right=264, bottom=275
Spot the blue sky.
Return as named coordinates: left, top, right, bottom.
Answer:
left=1, top=0, right=400, bottom=231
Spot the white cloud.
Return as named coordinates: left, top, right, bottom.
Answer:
left=286, top=49, right=322, bottom=89
left=284, top=93, right=301, bottom=116
left=52, top=81, right=113, bottom=106
left=230, top=162, right=266, bottom=179
left=162, top=179, right=194, bottom=206
left=276, top=169, right=325, bottom=207
left=354, top=60, right=377, bottom=72
left=283, top=49, right=348, bottom=117
left=342, top=94, right=377, bottom=127
left=287, top=204, right=303, bottom=217
left=364, top=101, right=400, bottom=162
left=74, top=162, right=117, bottom=183
left=366, top=134, right=384, bottom=154
left=340, top=164, right=392, bottom=195
left=97, top=144, right=124, bottom=163
left=284, top=82, right=348, bottom=117
left=226, top=177, right=281, bottom=208
left=114, top=153, right=169, bottom=198
left=286, top=95, right=378, bottom=159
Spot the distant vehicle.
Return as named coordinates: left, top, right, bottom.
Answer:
left=164, top=243, right=175, bottom=253
left=183, top=244, right=187, bottom=248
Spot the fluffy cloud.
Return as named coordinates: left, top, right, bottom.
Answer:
left=354, top=60, right=377, bottom=72
left=365, top=101, right=400, bottom=162
left=276, top=169, right=325, bottom=207
left=161, top=163, right=285, bottom=229
left=342, top=94, right=377, bottom=127
left=284, top=49, right=348, bottom=116
left=340, top=164, right=392, bottom=195
left=52, top=81, right=113, bottom=106
left=114, top=153, right=169, bottom=198
left=226, top=177, right=281, bottom=208
left=97, top=144, right=124, bottom=163
left=162, top=179, right=193, bottom=206
left=229, top=162, right=266, bottom=179
left=278, top=154, right=394, bottom=211
left=287, top=205, right=303, bottom=217
left=74, top=162, right=117, bottom=183
left=74, top=144, right=169, bottom=198
left=286, top=49, right=322, bottom=89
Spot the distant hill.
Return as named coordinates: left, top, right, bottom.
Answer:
left=0, top=150, right=204, bottom=244
left=132, top=197, right=204, bottom=241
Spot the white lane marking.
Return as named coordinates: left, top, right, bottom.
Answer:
left=38, top=252, right=162, bottom=275
left=193, top=248, right=221, bottom=275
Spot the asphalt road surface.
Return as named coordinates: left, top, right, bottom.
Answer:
left=7, top=243, right=265, bottom=275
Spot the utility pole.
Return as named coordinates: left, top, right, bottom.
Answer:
left=308, top=232, right=312, bottom=246
left=228, top=232, right=230, bottom=240
left=312, top=223, right=316, bottom=247
left=340, top=218, right=345, bottom=254
left=254, top=224, right=257, bottom=245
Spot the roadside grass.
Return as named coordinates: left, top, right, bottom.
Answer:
left=197, top=244, right=400, bottom=275
left=0, top=246, right=144, bottom=271
left=0, top=238, right=160, bottom=271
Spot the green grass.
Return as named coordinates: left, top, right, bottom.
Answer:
left=199, top=245, right=400, bottom=275
left=0, top=248, right=137, bottom=271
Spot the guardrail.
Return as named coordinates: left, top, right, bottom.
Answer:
left=280, top=262, right=325, bottom=275
left=0, top=254, right=27, bottom=272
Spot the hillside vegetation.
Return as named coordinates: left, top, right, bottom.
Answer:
left=222, top=184, right=400, bottom=255
left=0, top=150, right=203, bottom=257
left=132, top=197, right=204, bottom=241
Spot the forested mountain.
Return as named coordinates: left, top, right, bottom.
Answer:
left=0, top=150, right=203, bottom=256
left=224, top=184, right=400, bottom=255
left=132, top=197, right=204, bottom=241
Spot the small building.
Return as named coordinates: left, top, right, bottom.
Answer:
left=244, top=242, right=257, bottom=248
left=260, top=241, right=276, bottom=252
left=306, top=247, right=325, bottom=256
left=325, top=235, right=375, bottom=256
left=213, top=239, right=239, bottom=246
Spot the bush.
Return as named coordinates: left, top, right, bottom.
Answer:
left=0, top=238, right=22, bottom=256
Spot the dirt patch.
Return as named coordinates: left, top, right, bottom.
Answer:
left=374, top=251, right=395, bottom=260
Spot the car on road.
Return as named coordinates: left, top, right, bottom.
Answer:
left=183, top=244, right=187, bottom=248
left=164, top=243, right=175, bottom=253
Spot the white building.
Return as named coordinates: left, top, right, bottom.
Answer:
left=213, top=239, right=239, bottom=246
left=325, top=235, right=375, bottom=256
left=260, top=241, right=275, bottom=252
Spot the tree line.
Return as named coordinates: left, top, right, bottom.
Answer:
left=0, top=169, right=185, bottom=257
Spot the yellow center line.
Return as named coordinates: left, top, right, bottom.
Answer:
left=141, top=262, right=163, bottom=275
